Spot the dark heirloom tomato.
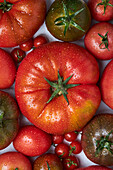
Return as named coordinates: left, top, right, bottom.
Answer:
left=33, top=153, right=63, bottom=170
left=46, top=0, right=91, bottom=42
left=81, top=114, right=113, bottom=166
left=76, top=165, right=112, bottom=170
left=0, top=91, right=19, bottom=149
left=100, top=60, right=113, bottom=109
left=0, top=0, right=46, bottom=47
left=15, top=41, right=101, bottom=135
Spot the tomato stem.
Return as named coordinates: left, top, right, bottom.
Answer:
left=98, top=31, right=109, bottom=51
left=96, top=0, right=113, bottom=15
left=46, top=161, right=51, bottom=170
left=0, top=0, right=13, bottom=13
left=66, top=158, right=77, bottom=167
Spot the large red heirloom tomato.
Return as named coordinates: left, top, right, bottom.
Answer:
left=15, top=42, right=101, bottom=134
left=0, top=0, right=46, bottom=47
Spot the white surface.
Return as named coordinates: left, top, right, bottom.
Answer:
left=0, top=0, right=113, bottom=169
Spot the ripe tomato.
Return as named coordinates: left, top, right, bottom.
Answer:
left=34, top=35, right=48, bottom=48
left=52, top=134, right=64, bottom=144
left=76, top=165, right=112, bottom=170
left=0, top=0, right=46, bottom=47
left=20, top=38, right=34, bottom=52
left=0, top=48, right=16, bottom=89
left=13, top=125, right=52, bottom=157
left=63, top=155, right=79, bottom=169
left=46, top=0, right=91, bottom=41
left=33, top=153, right=63, bottom=170
left=81, top=114, right=113, bottom=166
left=64, top=131, right=78, bottom=142
left=88, top=0, right=113, bottom=21
left=15, top=41, right=101, bottom=134
left=69, top=141, right=82, bottom=155
left=0, top=152, right=32, bottom=170
left=0, top=90, right=19, bottom=150
left=100, top=59, right=113, bottom=109
left=84, top=22, right=113, bottom=60
left=11, top=48, right=26, bottom=63
left=55, top=143, right=70, bottom=158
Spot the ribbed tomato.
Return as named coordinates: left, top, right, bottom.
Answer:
left=15, top=41, right=101, bottom=134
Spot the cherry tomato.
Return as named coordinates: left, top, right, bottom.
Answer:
left=34, top=35, right=48, bottom=48
left=52, top=134, right=64, bottom=145
left=55, top=143, right=70, bottom=158
left=13, top=125, right=52, bottom=157
left=63, top=155, right=79, bottom=170
left=69, top=141, right=82, bottom=155
left=64, top=131, right=78, bottom=142
left=20, top=38, right=34, bottom=52
left=11, top=48, right=26, bottom=63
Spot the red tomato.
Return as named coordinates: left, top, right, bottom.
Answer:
left=20, top=38, right=34, bottom=52
left=13, top=125, right=52, bottom=157
left=34, top=35, right=48, bottom=48
left=0, top=0, right=46, bottom=47
left=0, top=48, right=16, bottom=89
left=64, top=131, right=78, bottom=142
left=63, top=155, right=79, bottom=170
left=0, top=152, right=32, bottom=170
left=100, top=59, right=113, bottom=109
left=88, top=0, right=113, bottom=21
left=11, top=48, right=26, bottom=63
left=85, top=22, right=113, bottom=60
left=76, top=165, right=112, bottom=170
left=55, top=143, right=70, bottom=158
left=69, top=141, right=82, bottom=155
left=52, top=134, right=64, bottom=144
left=15, top=41, right=101, bottom=134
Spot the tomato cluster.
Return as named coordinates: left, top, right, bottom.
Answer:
left=0, top=0, right=113, bottom=169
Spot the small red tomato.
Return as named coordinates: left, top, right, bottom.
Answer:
left=11, top=48, right=26, bottom=63
left=52, top=134, right=64, bottom=144
left=0, top=152, right=32, bottom=170
left=64, top=131, right=78, bottom=142
left=20, top=38, right=34, bottom=52
left=55, top=143, right=70, bottom=158
left=69, top=141, right=82, bottom=155
left=34, top=35, right=48, bottom=48
left=13, top=125, right=52, bottom=157
left=63, top=155, right=79, bottom=170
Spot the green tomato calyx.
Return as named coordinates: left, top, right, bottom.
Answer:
left=46, top=161, right=50, bottom=170
left=66, top=158, right=77, bottom=167
left=44, top=71, right=80, bottom=105
left=95, top=130, right=113, bottom=157
left=98, top=31, right=109, bottom=50
left=96, top=0, right=113, bottom=15
left=0, top=0, right=13, bottom=13
left=0, top=106, right=5, bottom=127
left=54, top=2, right=85, bottom=36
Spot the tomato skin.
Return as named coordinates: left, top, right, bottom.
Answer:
left=20, top=38, right=34, bottom=52
left=15, top=41, right=101, bottom=135
left=34, top=35, right=48, bottom=48
left=0, top=91, right=19, bottom=150
left=13, top=125, right=52, bottom=157
left=69, top=141, right=82, bottom=154
left=55, top=143, right=70, bottom=158
left=100, top=60, right=113, bottom=109
left=11, top=48, right=26, bottom=63
left=76, top=165, right=112, bottom=170
left=52, top=134, right=64, bottom=144
left=64, top=131, right=78, bottom=142
left=0, top=152, right=32, bottom=170
left=84, top=22, right=113, bottom=60
left=33, top=153, right=63, bottom=170
left=0, top=48, right=16, bottom=89
left=88, top=0, right=113, bottom=21
left=81, top=114, right=113, bottom=166
left=0, top=0, right=46, bottom=47
left=63, top=155, right=79, bottom=169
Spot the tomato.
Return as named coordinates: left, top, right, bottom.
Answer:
left=52, top=134, right=64, bottom=144
left=0, top=152, right=32, bottom=170
left=33, top=153, right=63, bottom=170
left=100, top=59, right=113, bottom=109
left=55, top=143, right=70, bottom=158
left=0, top=48, right=16, bottom=89
left=0, top=0, right=46, bottom=47
left=0, top=90, right=19, bottom=150
left=69, top=141, right=82, bottom=155
left=13, top=125, right=52, bottom=157
left=63, top=155, right=79, bottom=169
left=64, top=131, right=78, bottom=142
left=20, top=38, right=34, bottom=52
left=76, top=165, right=112, bottom=170
left=15, top=41, right=101, bottom=135
left=81, top=114, right=113, bottom=166
left=88, top=0, right=113, bottom=21
left=46, top=0, right=91, bottom=42
left=84, top=22, right=113, bottom=60
left=11, top=48, right=26, bottom=63
left=34, top=35, right=48, bottom=48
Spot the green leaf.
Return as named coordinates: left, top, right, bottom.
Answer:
left=62, top=2, right=69, bottom=18
left=70, top=8, right=84, bottom=20
left=64, top=22, right=69, bottom=36
left=46, top=161, right=51, bottom=170
left=44, top=77, right=58, bottom=88
left=46, top=88, right=60, bottom=103
left=70, top=20, right=85, bottom=32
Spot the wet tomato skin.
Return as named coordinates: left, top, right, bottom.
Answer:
left=20, top=38, right=34, bottom=52
left=34, top=35, right=48, bottom=48
left=11, top=48, right=26, bottom=63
